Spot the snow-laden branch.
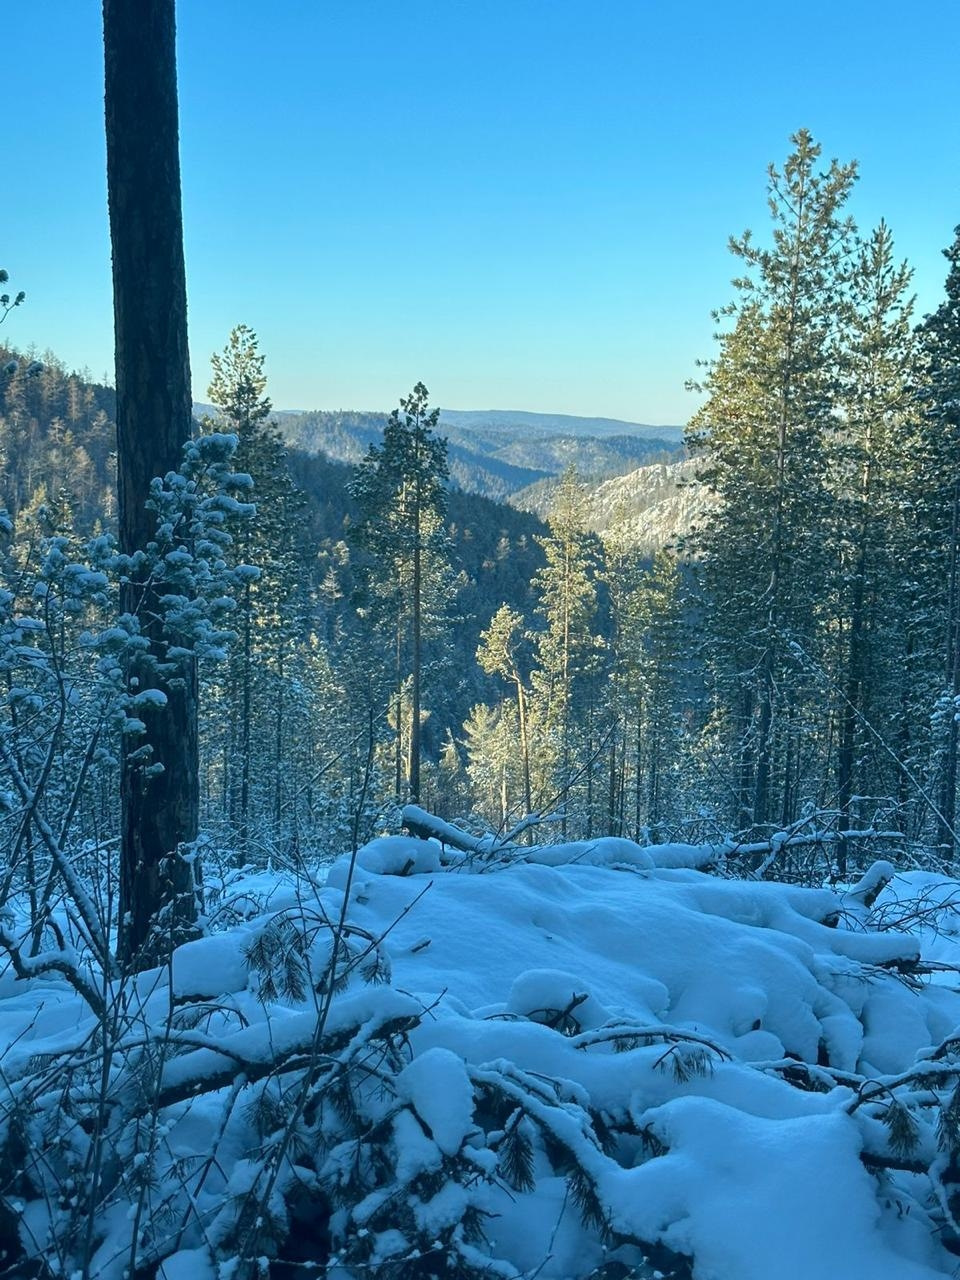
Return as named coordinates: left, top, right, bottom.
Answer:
left=151, top=986, right=422, bottom=1112
left=0, top=736, right=115, bottom=975
left=0, top=924, right=106, bottom=1020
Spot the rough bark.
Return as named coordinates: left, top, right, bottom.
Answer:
left=104, top=0, right=199, bottom=967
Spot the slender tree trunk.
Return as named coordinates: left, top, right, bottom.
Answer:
left=780, top=698, right=797, bottom=829
left=240, top=584, right=252, bottom=851
left=274, top=648, right=285, bottom=831
left=753, top=641, right=775, bottom=827
left=560, top=545, right=571, bottom=839
left=516, top=678, right=532, bottom=817
left=648, top=678, right=662, bottom=835
left=754, top=181, right=805, bottom=830
left=896, top=635, right=914, bottom=822
left=737, top=686, right=755, bottom=830
left=608, top=724, right=618, bottom=837
left=586, top=711, right=594, bottom=840
left=838, top=574, right=866, bottom=876
left=617, top=725, right=626, bottom=835
left=838, top=420, right=878, bottom=874
left=395, top=591, right=403, bottom=802
left=938, top=480, right=960, bottom=863
left=635, top=696, right=643, bottom=838
left=104, top=0, right=199, bottom=968
left=410, top=528, right=422, bottom=804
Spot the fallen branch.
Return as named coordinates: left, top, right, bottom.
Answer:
left=402, top=804, right=497, bottom=855
left=0, top=925, right=106, bottom=1020
left=151, top=990, right=422, bottom=1112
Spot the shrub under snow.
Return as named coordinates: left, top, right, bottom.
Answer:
left=3, top=824, right=960, bottom=1278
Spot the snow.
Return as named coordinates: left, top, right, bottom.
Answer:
left=397, top=1047, right=475, bottom=1155
left=609, top=1098, right=945, bottom=1280
left=5, top=826, right=960, bottom=1278
left=506, top=968, right=614, bottom=1031
left=171, top=931, right=251, bottom=999
left=158, top=1248, right=216, bottom=1280
left=351, top=834, right=441, bottom=877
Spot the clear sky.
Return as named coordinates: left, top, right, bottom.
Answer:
left=4, top=1, right=959, bottom=424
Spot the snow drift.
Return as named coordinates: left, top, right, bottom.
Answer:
left=3, top=826, right=960, bottom=1279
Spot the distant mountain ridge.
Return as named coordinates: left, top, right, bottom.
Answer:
left=436, top=408, right=684, bottom=442
left=194, top=404, right=684, bottom=444
left=194, top=404, right=687, bottom=502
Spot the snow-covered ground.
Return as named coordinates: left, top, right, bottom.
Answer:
left=4, top=826, right=960, bottom=1278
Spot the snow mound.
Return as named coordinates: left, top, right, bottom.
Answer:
left=397, top=1047, right=475, bottom=1155
left=332, top=834, right=442, bottom=879
left=506, top=968, right=614, bottom=1032
left=172, top=931, right=251, bottom=999
left=4, top=825, right=960, bottom=1279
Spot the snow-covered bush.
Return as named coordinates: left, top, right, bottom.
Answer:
left=0, top=435, right=255, bottom=957
left=5, top=817, right=960, bottom=1278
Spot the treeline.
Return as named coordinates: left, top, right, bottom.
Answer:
left=683, top=131, right=960, bottom=866
left=2, top=129, right=959, bottom=870
left=0, top=327, right=685, bottom=856
left=354, top=130, right=960, bottom=863
left=0, top=329, right=551, bottom=860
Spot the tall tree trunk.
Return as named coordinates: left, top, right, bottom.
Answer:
left=516, top=678, right=532, bottom=818
left=274, top=649, right=285, bottom=831
left=753, top=176, right=804, bottom=830
left=938, top=480, right=960, bottom=863
left=607, top=725, right=619, bottom=838
left=409, top=532, right=422, bottom=804
left=838, top=573, right=866, bottom=876
left=634, top=696, right=643, bottom=838
left=737, top=686, right=755, bottom=831
left=560, top=546, right=571, bottom=839
left=240, top=586, right=252, bottom=851
left=104, top=0, right=199, bottom=967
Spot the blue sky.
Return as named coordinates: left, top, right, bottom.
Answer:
left=4, top=1, right=959, bottom=423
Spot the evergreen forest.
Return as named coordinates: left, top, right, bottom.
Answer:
left=4, top=7, right=960, bottom=1278
left=6, top=131, right=960, bottom=869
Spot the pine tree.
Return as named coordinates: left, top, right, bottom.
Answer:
left=348, top=383, right=451, bottom=804
left=104, top=0, right=199, bottom=965
left=477, top=604, right=534, bottom=818
left=463, top=701, right=518, bottom=828
left=530, top=465, right=600, bottom=835
left=204, top=325, right=307, bottom=854
left=917, top=227, right=960, bottom=861
left=830, top=222, right=920, bottom=868
left=689, top=129, right=857, bottom=831
left=0, top=268, right=25, bottom=327
left=631, top=551, right=686, bottom=836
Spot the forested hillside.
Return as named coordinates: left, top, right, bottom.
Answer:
left=0, top=345, right=117, bottom=525
left=7, top=139, right=960, bottom=855
left=0, top=344, right=554, bottom=837
left=272, top=406, right=683, bottom=499
left=512, top=456, right=709, bottom=554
